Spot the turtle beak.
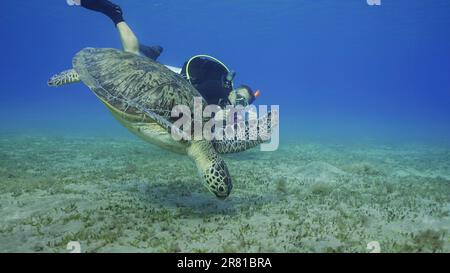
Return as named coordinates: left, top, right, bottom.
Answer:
left=216, top=194, right=228, bottom=200
left=215, top=181, right=232, bottom=200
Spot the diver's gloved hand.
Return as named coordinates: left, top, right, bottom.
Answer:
left=80, top=0, right=124, bottom=25
left=66, top=0, right=81, bottom=6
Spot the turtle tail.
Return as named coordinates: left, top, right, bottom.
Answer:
left=47, top=69, right=81, bottom=87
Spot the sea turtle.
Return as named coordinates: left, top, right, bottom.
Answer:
left=48, top=48, right=276, bottom=199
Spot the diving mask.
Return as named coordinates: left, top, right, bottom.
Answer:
left=234, top=95, right=249, bottom=107
left=229, top=87, right=251, bottom=107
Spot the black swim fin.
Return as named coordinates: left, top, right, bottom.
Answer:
left=139, top=44, right=164, bottom=61
left=81, top=0, right=124, bottom=25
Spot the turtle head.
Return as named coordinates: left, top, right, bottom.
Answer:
left=203, top=158, right=233, bottom=199
left=187, top=141, right=233, bottom=199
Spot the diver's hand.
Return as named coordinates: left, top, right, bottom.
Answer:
left=66, top=0, right=81, bottom=6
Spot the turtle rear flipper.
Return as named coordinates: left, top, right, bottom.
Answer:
left=48, top=69, right=81, bottom=87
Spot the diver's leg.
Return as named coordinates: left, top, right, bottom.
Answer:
left=116, top=22, right=140, bottom=55
left=78, top=0, right=139, bottom=55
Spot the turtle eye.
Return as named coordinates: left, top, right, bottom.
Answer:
left=218, top=186, right=225, bottom=193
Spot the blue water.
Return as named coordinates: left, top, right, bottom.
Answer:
left=1, top=0, right=450, bottom=144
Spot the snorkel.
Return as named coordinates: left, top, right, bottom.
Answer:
left=251, top=89, right=261, bottom=104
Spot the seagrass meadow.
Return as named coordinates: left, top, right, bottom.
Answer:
left=0, top=135, right=448, bottom=252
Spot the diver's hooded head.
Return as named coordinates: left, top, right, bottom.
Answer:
left=228, top=85, right=260, bottom=106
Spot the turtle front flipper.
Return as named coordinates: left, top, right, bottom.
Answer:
left=187, top=140, right=233, bottom=199
left=135, top=106, right=231, bottom=199
left=47, top=69, right=81, bottom=87
left=213, top=110, right=279, bottom=154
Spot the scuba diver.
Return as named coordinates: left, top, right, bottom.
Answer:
left=66, top=0, right=261, bottom=109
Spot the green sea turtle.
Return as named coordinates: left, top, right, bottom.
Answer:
left=48, top=48, right=276, bottom=199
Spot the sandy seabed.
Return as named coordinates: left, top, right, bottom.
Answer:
left=0, top=135, right=449, bottom=252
